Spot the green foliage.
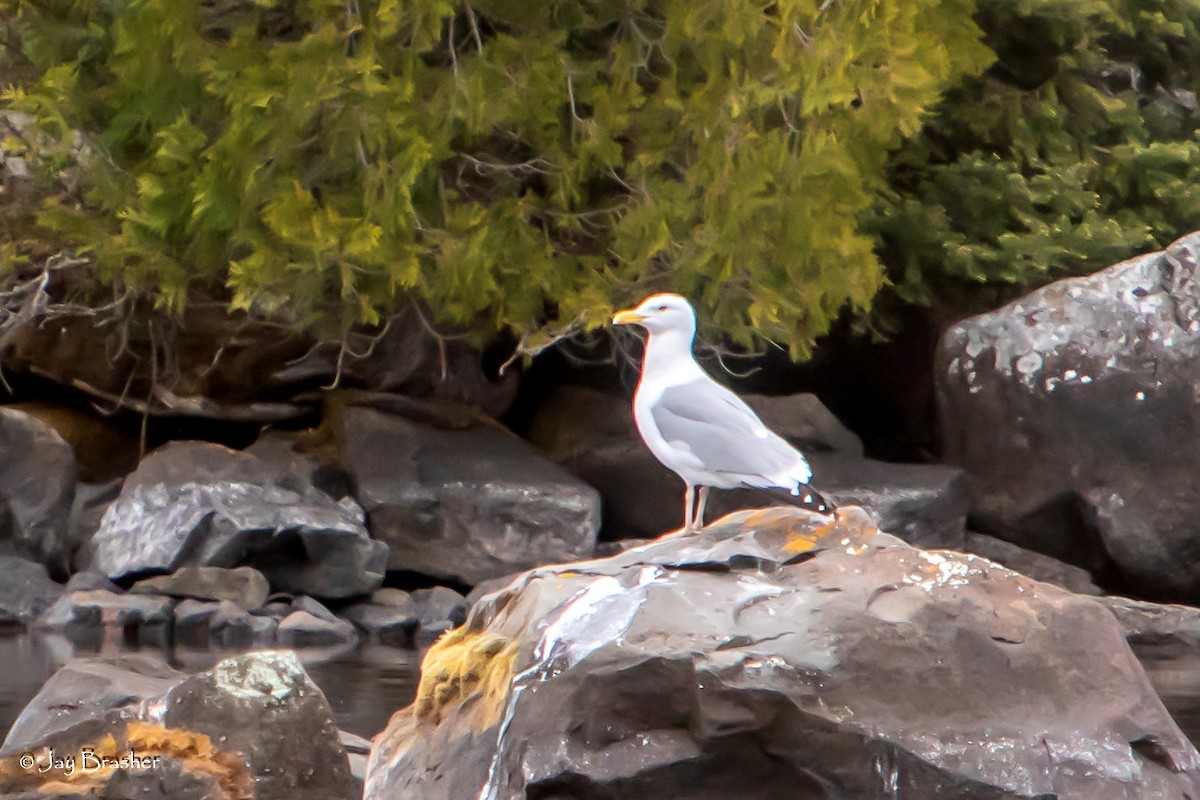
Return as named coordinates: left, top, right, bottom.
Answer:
left=868, top=0, right=1200, bottom=308
left=1, top=0, right=991, bottom=354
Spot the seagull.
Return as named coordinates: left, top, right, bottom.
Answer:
left=612, top=293, right=833, bottom=533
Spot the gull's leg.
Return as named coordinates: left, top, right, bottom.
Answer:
left=683, top=483, right=695, bottom=532
left=695, top=486, right=710, bottom=530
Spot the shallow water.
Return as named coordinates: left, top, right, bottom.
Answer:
left=2, top=632, right=1198, bottom=750
left=0, top=630, right=421, bottom=741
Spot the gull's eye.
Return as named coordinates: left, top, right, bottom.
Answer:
left=657, top=304, right=668, bottom=312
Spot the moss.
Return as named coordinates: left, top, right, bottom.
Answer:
left=414, top=626, right=520, bottom=728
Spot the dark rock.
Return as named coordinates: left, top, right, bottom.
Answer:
left=0, top=555, right=62, bottom=626
left=1, top=654, right=184, bottom=754
left=7, top=401, right=139, bottom=483
left=64, top=569, right=120, bottom=593
left=0, top=650, right=349, bottom=800
left=371, top=587, right=413, bottom=607
left=811, top=453, right=968, bottom=548
left=209, top=600, right=277, bottom=647
left=342, top=602, right=417, bottom=645
left=333, top=403, right=599, bottom=585
left=0, top=409, right=77, bottom=576
left=938, top=231, right=1200, bottom=600
left=161, top=650, right=358, bottom=800
left=1102, top=595, right=1200, bottom=649
left=173, top=598, right=220, bottom=646
left=340, top=729, right=372, bottom=792
left=965, top=531, right=1104, bottom=595
left=366, top=506, right=1200, bottom=800
left=290, top=594, right=341, bottom=623
left=90, top=441, right=388, bottom=599
left=277, top=610, right=358, bottom=647
left=131, top=565, right=270, bottom=610
left=36, top=590, right=174, bottom=646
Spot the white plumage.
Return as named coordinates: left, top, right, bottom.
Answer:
left=613, top=293, right=828, bottom=532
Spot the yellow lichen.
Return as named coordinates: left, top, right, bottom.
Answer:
left=414, top=627, right=520, bottom=728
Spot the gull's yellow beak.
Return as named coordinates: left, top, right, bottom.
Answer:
left=612, top=309, right=646, bottom=325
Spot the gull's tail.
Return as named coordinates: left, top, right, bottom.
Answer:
left=751, top=484, right=837, bottom=516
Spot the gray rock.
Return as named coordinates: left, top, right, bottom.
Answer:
left=0, top=409, right=77, bottom=576
left=938, top=231, right=1200, bottom=600
left=0, top=555, right=62, bottom=626
left=366, top=506, right=1200, bottom=800
left=278, top=610, right=358, bottom=647
left=1, top=654, right=185, bottom=755
left=410, top=586, right=468, bottom=634
left=371, top=587, right=413, bottom=607
left=64, top=569, right=121, bottom=593
left=965, top=531, right=1104, bottom=595
left=173, top=598, right=220, bottom=645
left=342, top=602, right=417, bottom=645
left=65, top=479, right=122, bottom=573
left=90, top=440, right=388, bottom=599
left=334, top=403, right=599, bottom=585
left=209, top=599, right=277, bottom=647
left=164, top=652, right=358, bottom=799
left=290, top=594, right=341, bottom=623
left=37, top=590, right=174, bottom=646
left=131, top=565, right=270, bottom=610
left=1102, top=595, right=1200, bottom=649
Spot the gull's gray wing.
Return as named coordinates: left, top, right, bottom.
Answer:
left=650, top=379, right=809, bottom=483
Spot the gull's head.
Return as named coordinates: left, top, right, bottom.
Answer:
left=612, top=293, right=696, bottom=336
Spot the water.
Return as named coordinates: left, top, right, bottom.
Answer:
left=0, top=630, right=421, bottom=742
left=1135, top=645, right=1200, bottom=744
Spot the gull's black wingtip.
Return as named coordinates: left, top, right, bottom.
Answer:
left=753, top=484, right=837, bottom=516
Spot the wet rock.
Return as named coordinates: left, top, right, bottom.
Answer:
left=938, top=231, right=1200, bottom=600
left=1102, top=595, right=1200, bottom=649
left=130, top=565, right=270, bottom=610
left=965, top=531, right=1104, bottom=595
left=36, top=590, right=173, bottom=646
left=65, top=479, right=122, bottom=573
left=332, top=402, right=599, bottom=585
left=278, top=610, right=358, bottom=647
left=0, top=409, right=77, bottom=576
left=1, top=655, right=185, bottom=755
left=0, top=556, right=62, bottom=627
left=90, top=441, right=388, bottom=599
left=209, top=600, right=278, bottom=648
left=340, top=729, right=372, bottom=793
left=342, top=601, right=417, bottom=645
left=161, top=650, right=358, bottom=799
left=173, top=598, right=220, bottom=646
left=366, top=506, right=1200, bottom=800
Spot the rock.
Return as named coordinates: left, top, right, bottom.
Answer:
left=0, top=555, right=62, bottom=626
left=209, top=600, right=278, bottom=648
left=811, top=453, right=968, bottom=548
left=342, top=601, right=417, bottom=645
left=1102, top=595, right=1200, bottom=649
left=409, top=586, right=468, bottom=635
left=965, top=531, right=1104, bottom=595
left=36, top=590, right=174, bottom=647
left=90, top=441, right=388, bottom=599
left=290, top=594, right=341, bottom=622
left=64, top=570, right=120, bottom=593
left=371, top=587, right=413, bottom=607
left=332, top=402, right=599, bottom=585
left=131, top=565, right=270, bottom=610
left=277, top=610, right=358, bottom=647
left=65, top=479, right=122, bottom=573
left=938, top=230, right=1200, bottom=600
left=365, top=506, right=1200, bottom=800
left=1, top=654, right=185, bottom=755
left=161, top=651, right=358, bottom=799
left=0, top=409, right=77, bottom=576
left=173, top=598, right=220, bottom=646
left=8, top=401, right=140, bottom=483
left=0, top=651, right=352, bottom=800
left=340, top=729, right=372, bottom=792
left=530, top=386, right=962, bottom=545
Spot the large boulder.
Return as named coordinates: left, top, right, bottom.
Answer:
left=331, top=400, right=600, bottom=586
left=938, top=231, right=1200, bottom=600
left=0, top=651, right=355, bottom=800
left=90, top=441, right=388, bottom=599
left=530, top=385, right=966, bottom=546
left=366, top=506, right=1200, bottom=800
left=0, top=408, right=77, bottom=575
